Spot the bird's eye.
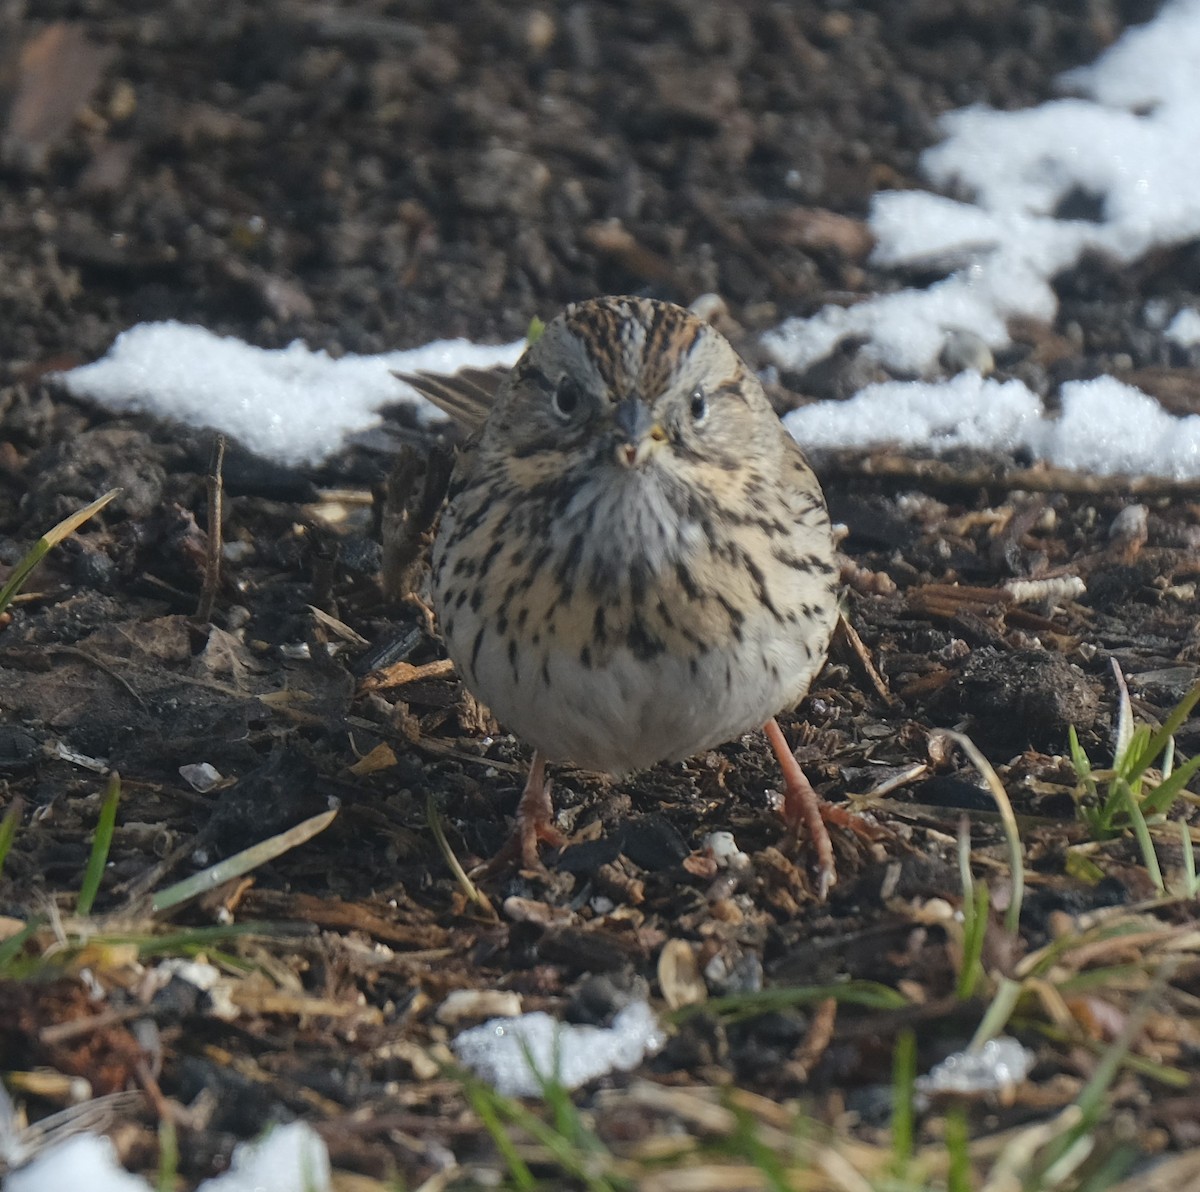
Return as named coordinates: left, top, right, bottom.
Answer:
left=689, top=387, right=708, bottom=422
left=552, top=375, right=584, bottom=420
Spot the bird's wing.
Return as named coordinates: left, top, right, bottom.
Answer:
left=780, top=430, right=831, bottom=530
left=394, top=365, right=509, bottom=433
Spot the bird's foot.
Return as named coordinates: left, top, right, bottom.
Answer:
left=764, top=718, right=879, bottom=901
left=474, top=751, right=567, bottom=876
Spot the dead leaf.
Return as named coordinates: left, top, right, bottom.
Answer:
left=348, top=741, right=398, bottom=776
left=4, top=24, right=116, bottom=171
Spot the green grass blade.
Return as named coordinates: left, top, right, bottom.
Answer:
left=2, top=921, right=285, bottom=980
left=77, top=772, right=121, bottom=916
left=1139, top=751, right=1200, bottom=819
left=1034, top=1020, right=1189, bottom=1087
left=0, top=488, right=121, bottom=615
left=890, top=1029, right=917, bottom=1172
left=1056, top=963, right=1158, bottom=995
left=1068, top=724, right=1095, bottom=788
left=1119, top=779, right=1164, bottom=894
left=729, top=1103, right=792, bottom=1192
left=465, top=1072, right=622, bottom=1192
left=0, top=797, right=22, bottom=881
left=1139, top=680, right=1200, bottom=774
left=1182, top=821, right=1198, bottom=897
left=1082, top=804, right=1108, bottom=839
left=674, top=979, right=908, bottom=1024
left=1065, top=847, right=1107, bottom=884
left=464, top=1081, right=536, bottom=1190
left=958, top=883, right=990, bottom=1002
left=0, top=539, right=51, bottom=615
left=544, top=1083, right=591, bottom=1159
left=156, top=1119, right=179, bottom=1192
left=970, top=977, right=1023, bottom=1050
left=0, top=919, right=39, bottom=974
left=1031, top=968, right=1179, bottom=1190
left=1075, top=1145, right=1137, bottom=1192
left=1094, top=795, right=1120, bottom=837
left=498, top=1099, right=620, bottom=1192
left=945, top=1106, right=971, bottom=1192
left=957, top=816, right=989, bottom=1001
left=99, top=922, right=285, bottom=955
left=1074, top=967, right=1170, bottom=1127
left=516, top=1029, right=570, bottom=1135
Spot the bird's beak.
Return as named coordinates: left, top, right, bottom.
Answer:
left=612, top=398, right=667, bottom=468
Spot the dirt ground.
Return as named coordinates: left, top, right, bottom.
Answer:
left=3, top=1, right=1200, bottom=1187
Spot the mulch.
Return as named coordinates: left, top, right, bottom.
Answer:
left=2, top=1, right=1200, bottom=1186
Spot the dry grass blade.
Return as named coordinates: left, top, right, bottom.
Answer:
left=150, top=808, right=338, bottom=913
left=937, top=730, right=1025, bottom=933
left=0, top=1087, right=140, bottom=1174
left=1109, top=1147, right=1200, bottom=1191
left=426, top=793, right=495, bottom=916
left=0, top=488, right=121, bottom=616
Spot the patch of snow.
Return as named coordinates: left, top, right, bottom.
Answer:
left=785, top=372, right=1044, bottom=454
left=786, top=372, right=1200, bottom=479
left=916, top=1036, right=1034, bottom=1097
left=55, top=0, right=1200, bottom=485
left=3, top=1134, right=149, bottom=1192
left=1047, top=376, right=1200, bottom=477
left=452, top=1001, right=665, bottom=1097
left=196, top=1123, right=331, bottom=1192
left=60, top=322, right=523, bottom=467
left=764, top=0, right=1200, bottom=377
left=2, top=1122, right=330, bottom=1192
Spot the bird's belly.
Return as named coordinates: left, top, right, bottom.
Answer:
left=467, top=618, right=828, bottom=775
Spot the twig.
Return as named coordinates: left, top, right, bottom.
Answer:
left=42, top=645, right=147, bottom=708
left=814, top=450, right=1200, bottom=496
left=195, top=433, right=225, bottom=623
left=833, top=612, right=893, bottom=704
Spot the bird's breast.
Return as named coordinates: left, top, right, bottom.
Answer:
left=431, top=458, right=837, bottom=773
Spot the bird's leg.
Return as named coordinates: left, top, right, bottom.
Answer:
left=512, top=750, right=566, bottom=867
left=476, top=750, right=567, bottom=874
left=763, top=717, right=838, bottom=900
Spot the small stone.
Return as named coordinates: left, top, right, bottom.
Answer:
left=1108, top=503, right=1148, bottom=542
left=458, top=147, right=550, bottom=215
left=525, top=10, right=556, bottom=54
left=179, top=762, right=223, bottom=793
left=939, top=329, right=994, bottom=376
